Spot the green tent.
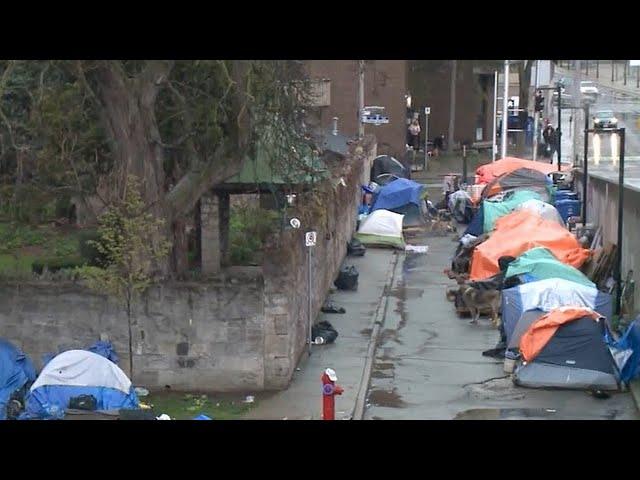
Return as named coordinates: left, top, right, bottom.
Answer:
left=505, top=247, right=595, bottom=288
left=482, top=190, right=542, bottom=233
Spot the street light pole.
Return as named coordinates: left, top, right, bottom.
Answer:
left=533, top=60, right=540, bottom=161
left=582, top=103, right=589, bottom=224
left=615, top=127, right=626, bottom=316
left=501, top=60, right=509, bottom=159
left=557, top=85, right=562, bottom=171
left=358, top=60, right=365, bottom=139
left=492, top=70, right=498, bottom=161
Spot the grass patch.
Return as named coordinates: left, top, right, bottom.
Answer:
left=229, top=205, right=280, bottom=265
left=142, top=392, right=256, bottom=420
left=0, top=222, right=87, bottom=278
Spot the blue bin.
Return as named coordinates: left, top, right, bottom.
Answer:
left=554, top=190, right=579, bottom=202
left=555, top=199, right=581, bottom=223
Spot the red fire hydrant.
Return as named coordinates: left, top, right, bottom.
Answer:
left=321, top=368, right=344, bottom=420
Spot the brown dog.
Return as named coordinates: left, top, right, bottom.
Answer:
left=460, top=284, right=501, bottom=327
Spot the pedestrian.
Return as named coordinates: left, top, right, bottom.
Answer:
left=433, top=134, right=445, bottom=157
left=408, top=119, right=421, bottom=163
left=542, top=122, right=556, bottom=163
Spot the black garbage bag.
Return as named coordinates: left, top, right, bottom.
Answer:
left=312, top=321, right=339, bottom=344
left=321, top=301, right=346, bottom=314
left=69, top=394, right=98, bottom=411
left=347, top=238, right=366, bottom=257
left=334, top=265, right=359, bottom=291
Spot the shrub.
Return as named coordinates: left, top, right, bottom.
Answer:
left=78, top=229, right=108, bottom=267
left=32, top=255, right=86, bottom=275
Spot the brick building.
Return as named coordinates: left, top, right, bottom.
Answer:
left=305, top=60, right=408, bottom=158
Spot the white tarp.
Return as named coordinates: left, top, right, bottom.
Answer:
left=505, top=278, right=599, bottom=314
left=31, top=350, right=132, bottom=394
left=513, top=199, right=564, bottom=225
left=357, top=209, right=404, bottom=239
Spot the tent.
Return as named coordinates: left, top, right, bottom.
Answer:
left=355, top=209, right=405, bottom=249
left=372, top=178, right=426, bottom=227
left=482, top=190, right=542, bottom=233
left=513, top=199, right=564, bottom=226
left=0, top=339, right=37, bottom=420
left=475, top=157, right=564, bottom=184
left=502, top=278, right=613, bottom=349
left=370, top=155, right=409, bottom=185
left=606, top=318, right=640, bottom=383
left=463, top=203, right=485, bottom=237
left=22, top=350, right=138, bottom=419
left=504, top=247, right=595, bottom=288
left=469, top=210, right=591, bottom=281
left=481, top=168, right=552, bottom=202
left=513, top=307, right=619, bottom=391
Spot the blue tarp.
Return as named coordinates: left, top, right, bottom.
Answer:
left=606, top=318, right=640, bottom=383
left=464, top=203, right=485, bottom=237
left=0, top=339, right=37, bottom=420
left=372, top=178, right=424, bottom=213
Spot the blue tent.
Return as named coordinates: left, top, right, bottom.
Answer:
left=371, top=178, right=424, bottom=212
left=502, top=278, right=613, bottom=349
left=21, top=350, right=138, bottom=420
left=0, top=339, right=37, bottom=420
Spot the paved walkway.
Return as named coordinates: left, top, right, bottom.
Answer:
left=243, top=249, right=397, bottom=420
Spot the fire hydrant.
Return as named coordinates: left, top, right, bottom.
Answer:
left=321, top=368, right=343, bottom=420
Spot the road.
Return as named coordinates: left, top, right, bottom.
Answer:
left=551, top=72, right=640, bottom=191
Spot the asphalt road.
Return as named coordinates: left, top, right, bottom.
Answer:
left=551, top=73, right=640, bottom=191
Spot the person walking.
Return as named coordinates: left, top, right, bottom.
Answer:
left=542, top=122, right=557, bottom=163
left=408, top=119, right=421, bottom=165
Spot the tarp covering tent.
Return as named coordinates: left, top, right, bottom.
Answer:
left=505, top=247, right=595, bottom=288
left=482, top=190, right=542, bottom=233
left=513, top=199, right=564, bottom=226
left=370, top=155, right=409, bottom=185
left=606, top=318, right=640, bottom=383
left=502, top=278, right=613, bottom=349
left=514, top=307, right=619, bottom=390
left=481, top=168, right=552, bottom=202
left=469, top=210, right=591, bottom=280
left=21, top=350, right=138, bottom=419
left=372, top=178, right=426, bottom=227
left=0, top=339, right=36, bottom=420
left=463, top=203, right=485, bottom=237
left=355, top=209, right=405, bottom=249
left=475, top=157, right=563, bottom=184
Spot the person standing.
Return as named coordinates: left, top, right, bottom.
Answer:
left=408, top=119, right=421, bottom=164
left=543, top=122, right=556, bottom=163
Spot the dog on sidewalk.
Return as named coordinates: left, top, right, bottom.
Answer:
left=445, top=271, right=501, bottom=327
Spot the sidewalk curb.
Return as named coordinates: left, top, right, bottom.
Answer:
left=351, top=250, right=401, bottom=420
left=629, top=380, right=640, bottom=413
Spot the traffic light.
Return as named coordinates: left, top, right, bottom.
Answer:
left=535, top=94, right=544, bottom=113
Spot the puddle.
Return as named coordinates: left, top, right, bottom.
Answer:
left=368, top=388, right=407, bottom=408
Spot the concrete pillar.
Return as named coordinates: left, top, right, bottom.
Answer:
left=219, top=193, right=230, bottom=267
left=200, top=194, right=220, bottom=275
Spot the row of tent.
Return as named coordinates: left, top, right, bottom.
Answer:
left=453, top=157, right=640, bottom=391
left=0, top=339, right=139, bottom=420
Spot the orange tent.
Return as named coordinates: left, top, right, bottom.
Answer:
left=475, top=157, right=568, bottom=184
left=469, top=210, right=591, bottom=280
left=519, top=307, right=602, bottom=361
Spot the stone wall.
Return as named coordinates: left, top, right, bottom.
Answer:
left=0, top=136, right=377, bottom=392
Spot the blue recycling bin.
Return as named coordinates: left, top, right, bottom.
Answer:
left=555, top=199, right=581, bottom=223
left=554, top=190, right=579, bottom=202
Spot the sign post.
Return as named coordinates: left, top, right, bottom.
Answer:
left=305, top=231, right=317, bottom=355
left=424, top=106, right=430, bottom=171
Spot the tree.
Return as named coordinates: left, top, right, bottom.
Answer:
left=447, top=60, right=457, bottom=152
left=78, top=175, right=171, bottom=379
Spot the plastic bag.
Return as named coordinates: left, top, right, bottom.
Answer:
left=334, top=265, right=359, bottom=291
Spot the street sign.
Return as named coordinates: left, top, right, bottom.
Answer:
left=424, top=106, right=431, bottom=115
left=305, top=231, right=317, bottom=247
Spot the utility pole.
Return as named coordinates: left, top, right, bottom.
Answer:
left=492, top=70, right=498, bottom=161
left=358, top=60, right=365, bottom=139
left=573, top=60, right=582, bottom=165
left=557, top=84, right=562, bottom=170
left=501, top=60, right=509, bottom=159
left=533, top=60, right=540, bottom=161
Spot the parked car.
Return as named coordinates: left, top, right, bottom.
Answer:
left=593, top=110, right=618, bottom=129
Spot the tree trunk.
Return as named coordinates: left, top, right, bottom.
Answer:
left=516, top=60, right=533, bottom=157
left=171, top=217, right=189, bottom=278
left=447, top=60, right=457, bottom=152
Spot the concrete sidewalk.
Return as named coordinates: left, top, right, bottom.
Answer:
left=243, top=249, right=398, bottom=420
